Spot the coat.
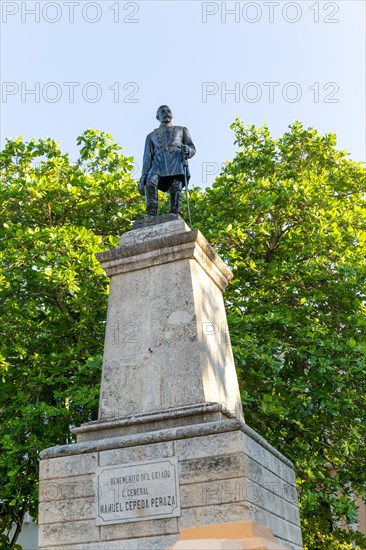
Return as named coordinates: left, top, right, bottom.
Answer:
left=140, top=125, right=196, bottom=188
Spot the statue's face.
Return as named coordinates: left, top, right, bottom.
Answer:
left=157, top=106, right=173, bottom=124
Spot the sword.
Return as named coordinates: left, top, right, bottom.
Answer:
left=181, top=150, right=192, bottom=228
left=183, top=160, right=192, bottom=228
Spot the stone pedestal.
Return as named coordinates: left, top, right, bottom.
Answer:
left=38, top=216, right=303, bottom=550
left=95, top=215, right=243, bottom=422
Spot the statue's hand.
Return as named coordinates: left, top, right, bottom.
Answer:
left=181, top=145, right=189, bottom=158
left=138, top=178, right=146, bottom=196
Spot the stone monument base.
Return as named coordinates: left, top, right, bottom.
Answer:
left=38, top=217, right=302, bottom=549
left=39, top=409, right=302, bottom=550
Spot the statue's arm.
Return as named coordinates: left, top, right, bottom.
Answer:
left=182, top=127, right=196, bottom=159
left=138, top=135, right=154, bottom=195
left=141, top=134, right=153, bottom=182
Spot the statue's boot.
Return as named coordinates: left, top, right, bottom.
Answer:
left=169, top=180, right=182, bottom=214
left=145, top=180, right=158, bottom=216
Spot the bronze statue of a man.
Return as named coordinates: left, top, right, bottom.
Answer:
left=138, top=105, right=196, bottom=216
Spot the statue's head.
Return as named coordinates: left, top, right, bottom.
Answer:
left=156, top=105, right=173, bottom=123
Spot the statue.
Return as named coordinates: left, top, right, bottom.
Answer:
left=138, top=105, right=196, bottom=217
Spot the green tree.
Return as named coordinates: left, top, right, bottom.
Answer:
left=0, top=130, right=142, bottom=547
left=191, top=120, right=366, bottom=549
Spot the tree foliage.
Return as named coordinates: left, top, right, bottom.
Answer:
left=0, top=130, right=143, bottom=547
left=190, top=120, right=366, bottom=549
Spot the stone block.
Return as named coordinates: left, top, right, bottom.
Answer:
left=99, top=440, right=174, bottom=466
left=39, top=474, right=95, bottom=502
left=74, top=404, right=231, bottom=441
left=179, top=501, right=291, bottom=546
left=251, top=508, right=289, bottom=543
left=179, top=502, right=251, bottom=531
left=244, top=505, right=279, bottom=539
left=241, top=437, right=283, bottom=479
left=179, top=453, right=247, bottom=485
left=40, top=453, right=98, bottom=480
left=281, top=462, right=297, bottom=485
left=101, top=517, right=178, bottom=540
left=38, top=520, right=99, bottom=547
left=176, top=431, right=244, bottom=461
left=244, top=457, right=297, bottom=507
left=180, top=478, right=287, bottom=521
left=286, top=522, right=303, bottom=547
left=39, top=496, right=95, bottom=524
left=283, top=502, right=301, bottom=526
left=42, top=534, right=179, bottom=550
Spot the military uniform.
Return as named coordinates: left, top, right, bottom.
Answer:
left=139, top=125, right=196, bottom=216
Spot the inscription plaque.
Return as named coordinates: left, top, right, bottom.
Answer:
left=96, top=457, right=180, bottom=525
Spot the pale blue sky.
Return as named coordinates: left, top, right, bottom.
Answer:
left=1, top=0, right=365, bottom=186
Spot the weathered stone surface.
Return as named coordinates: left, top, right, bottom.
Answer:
left=101, top=517, right=178, bottom=540
left=40, top=453, right=97, bottom=479
left=95, top=218, right=243, bottom=422
left=281, top=462, right=297, bottom=485
left=286, top=522, right=304, bottom=546
left=283, top=502, right=301, bottom=526
left=118, top=217, right=192, bottom=248
left=179, top=453, right=247, bottom=485
left=99, top=440, right=174, bottom=466
left=175, top=423, right=293, bottom=471
left=180, top=479, right=287, bottom=519
left=38, top=424, right=302, bottom=549
left=97, top=219, right=232, bottom=291
left=40, top=534, right=179, bottom=550
left=176, top=430, right=244, bottom=461
left=41, top=419, right=244, bottom=460
left=39, top=520, right=99, bottom=547
left=241, top=436, right=284, bottom=479
left=179, top=502, right=251, bottom=530
left=244, top=458, right=296, bottom=506
left=74, top=404, right=228, bottom=441
left=132, top=213, right=180, bottom=230
left=39, top=497, right=95, bottom=524
left=39, top=474, right=95, bottom=502
left=246, top=460, right=296, bottom=508
left=177, top=488, right=300, bottom=546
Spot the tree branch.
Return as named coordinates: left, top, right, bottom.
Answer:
left=10, top=499, right=28, bottom=547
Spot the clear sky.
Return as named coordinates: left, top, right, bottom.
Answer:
left=1, top=0, right=365, bottom=186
